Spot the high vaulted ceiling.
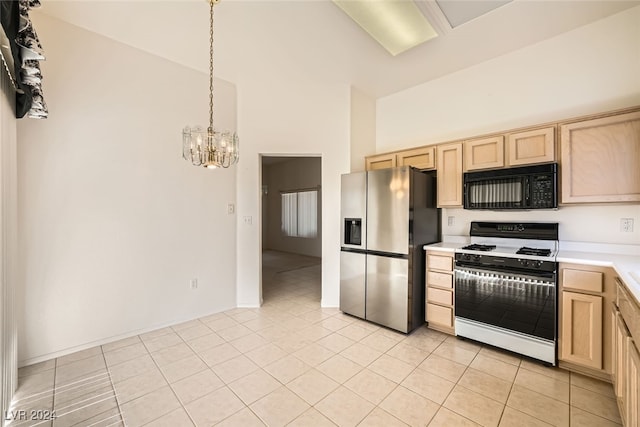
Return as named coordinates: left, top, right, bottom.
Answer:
left=38, top=0, right=639, bottom=98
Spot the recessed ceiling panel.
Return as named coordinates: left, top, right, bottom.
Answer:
left=333, top=0, right=438, bottom=56
left=436, top=0, right=512, bottom=28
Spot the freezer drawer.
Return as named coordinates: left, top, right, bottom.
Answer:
left=340, top=250, right=366, bottom=319
left=366, top=254, right=409, bottom=332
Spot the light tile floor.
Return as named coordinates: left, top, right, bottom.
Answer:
left=9, top=250, right=622, bottom=427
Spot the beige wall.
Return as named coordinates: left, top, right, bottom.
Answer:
left=16, top=14, right=239, bottom=364
left=350, top=88, right=376, bottom=173
left=234, top=80, right=350, bottom=308
left=376, top=6, right=640, bottom=245
left=262, top=157, right=321, bottom=258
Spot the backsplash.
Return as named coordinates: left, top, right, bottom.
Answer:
left=442, top=204, right=640, bottom=245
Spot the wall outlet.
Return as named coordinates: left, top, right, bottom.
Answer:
left=244, top=216, right=253, bottom=225
left=621, top=218, right=634, bottom=232
left=227, top=203, right=235, bottom=215
left=447, top=216, right=455, bottom=226
left=190, top=278, right=198, bottom=290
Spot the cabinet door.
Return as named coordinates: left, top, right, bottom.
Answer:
left=560, top=110, right=640, bottom=203
left=365, top=153, right=396, bottom=171
left=613, top=309, right=628, bottom=405
left=464, top=136, right=504, bottom=171
left=397, top=146, right=435, bottom=170
left=561, top=291, right=603, bottom=369
left=436, top=142, right=463, bottom=207
left=507, top=126, right=555, bottom=166
left=628, top=341, right=640, bottom=427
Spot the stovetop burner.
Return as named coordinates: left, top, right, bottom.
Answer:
left=516, top=247, right=552, bottom=257
left=461, top=244, right=496, bottom=252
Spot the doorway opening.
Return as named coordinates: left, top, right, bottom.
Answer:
left=260, top=156, right=322, bottom=307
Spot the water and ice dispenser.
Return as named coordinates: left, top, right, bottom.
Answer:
left=344, top=218, right=362, bottom=246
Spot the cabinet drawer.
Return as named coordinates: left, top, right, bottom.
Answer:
left=427, top=303, right=453, bottom=328
left=427, top=254, right=453, bottom=272
left=428, top=287, right=453, bottom=305
left=428, top=271, right=453, bottom=289
left=563, top=268, right=603, bottom=293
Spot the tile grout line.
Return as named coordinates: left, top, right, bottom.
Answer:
left=100, top=343, right=124, bottom=426
left=136, top=330, right=201, bottom=427
left=51, top=357, right=57, bottom=425
left=430, top=336, right=478, bottom=426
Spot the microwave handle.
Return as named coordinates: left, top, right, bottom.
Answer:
left=524, top=176, right=530, bottom=205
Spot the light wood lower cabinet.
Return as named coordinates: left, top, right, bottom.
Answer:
left=560, top=110, right=640, bottom=203
left=613, top=280, right=640, bottom=427
left=561, top=291, right=603, bottom=370
left=628, top=340, right=640, bottom=427
left=425, top=249, right=455, bottom=334
left=436, top=142, right=463, bottom=207
left=612, top=308, right=626, bottom=399
left=559, top=263, right=615, bottom=378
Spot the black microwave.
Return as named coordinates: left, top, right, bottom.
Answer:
left=463, top=163, right=558, bottom=210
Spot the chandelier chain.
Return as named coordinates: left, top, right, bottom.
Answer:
left=209, top=0, right=215, bottom=131
left=182, top=0, right=238, bottom=169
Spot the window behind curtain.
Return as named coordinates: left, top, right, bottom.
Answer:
left=281, top=190, right=318, bottom=238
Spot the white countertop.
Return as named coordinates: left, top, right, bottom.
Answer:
left=423, top=236, right=469, bottom=253
left=424, top=238, right=640, bottom=304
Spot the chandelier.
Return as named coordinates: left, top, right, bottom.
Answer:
left=183, top=0, right=239, bottom=169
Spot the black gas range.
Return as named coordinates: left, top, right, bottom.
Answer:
left=455, top=221, right=558, bottom=272
left=453, top=221, right=559, bottom=365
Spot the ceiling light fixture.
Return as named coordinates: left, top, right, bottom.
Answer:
left=183, top=0, right=239, bottom=169
left=333, top=0, right=438, bottom=56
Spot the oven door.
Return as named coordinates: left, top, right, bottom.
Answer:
left=454, top=264, right=556, bottom=341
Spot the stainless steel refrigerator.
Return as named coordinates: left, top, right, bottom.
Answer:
left=340, top=166, right=440, bottom=333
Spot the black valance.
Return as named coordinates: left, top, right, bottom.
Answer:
left=0, top=0, right=47, bottom=119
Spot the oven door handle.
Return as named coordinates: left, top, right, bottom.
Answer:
left=454, top=265, right=556, bottom=286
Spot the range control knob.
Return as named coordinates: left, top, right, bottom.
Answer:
left=533, top=261, right=542, bottom=269
left=520, top=259, right=529, bottom=267
left=463, top=254, right=471, bottom=261
left=473, top=254, right=481, bottom=261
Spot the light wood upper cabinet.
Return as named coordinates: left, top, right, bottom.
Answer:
left=397, top=146, right=436, bottom=170
left=507, top=126, right=556, bottom=166
left=365, top=153, right=396, bottom=171
left=464, top=136, right=504, bottom=171
left=436, top=142, right=463, bottom=207
left=560, top=110, right=640, bottom=203
left=561, top=291, right=603, bottom=370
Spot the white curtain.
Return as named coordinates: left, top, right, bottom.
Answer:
left=1, top=56, right=18, bottom=424
left=281, top=192, right=298, bottom=236
left=297, top=190, right=317, bottom=238
left=281, top=190, right=318, bottom=238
